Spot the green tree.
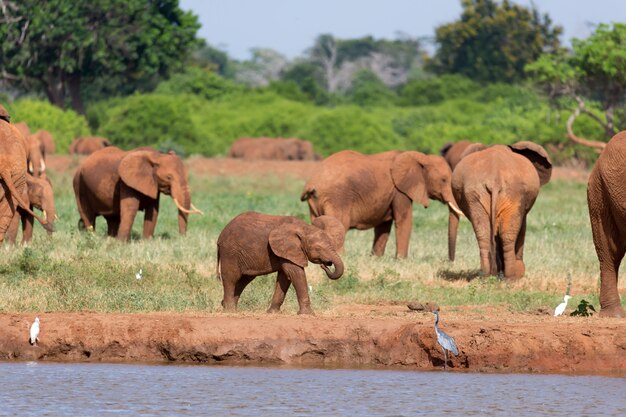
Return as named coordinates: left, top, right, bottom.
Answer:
left=431, top=0, right=561, bottom=83
left=346, top=70, right=396, bottom=107
left=0, top=0, right=200, bottom=114
left=527, top=23, right=626, bottom=148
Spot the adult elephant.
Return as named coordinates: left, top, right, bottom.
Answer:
left=0, top=106, right=52, bottom=243
left=32, top=130, right=55, bottom=154
left=440, top=140, right=474, bottom=171
left=301, top=150, right=462, bottom=258
left=7, top=174, right=56, bottom=244
left=451, top=141, right=552, bottom=279
left=73, top=147, right=202, bottom=240
left=587, top=131, right=626, bottom=317
left=25, top=133, right=46, bottom=177
left=69, top=136, right=112, bottom=155
left=217, top=212, right=344, bottom=314
left=229, top=137, right=318, bottom=160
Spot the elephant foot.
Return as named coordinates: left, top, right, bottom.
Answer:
left=297, top=307, right=315, bottom=315
left=267, top=306, right=281, bottom=314
left=599, top=305, right=626, bottom=318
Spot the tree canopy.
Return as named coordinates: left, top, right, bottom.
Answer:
left=0, top=0, right=200, bottom=113
left=431, top=0, right=562, bottom=83
left=527, top=23, right=626, bottom=147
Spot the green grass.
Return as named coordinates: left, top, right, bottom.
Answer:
left=0, top=169, right=622, bottom=315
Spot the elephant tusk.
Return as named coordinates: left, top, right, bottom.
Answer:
left=55, top=214, right=59, bottom=221
left=40, top=159, right=46, bottom=173
left=448, top=201, right=464, bottom=217
left=173, top=198, right=203, bottom=215
left=43, top=210, right=47, bottom=221
left=190, top=203, right=204, bottom=215
left=28, top=161, right=34, bottom=174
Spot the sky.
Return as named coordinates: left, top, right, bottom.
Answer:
left=179, top=0, right=626, bottom=60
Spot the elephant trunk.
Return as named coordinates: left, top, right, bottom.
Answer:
left=42, top=186, right=56, bottom=235
left=320, top=252, right=344, bottom=280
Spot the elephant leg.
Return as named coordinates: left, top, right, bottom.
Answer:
left=391, top=194, right=413, bottom=258
left=281, top=262, right=313, bottom=315
left=21, top=212, right=34, bottom=243
left=593, top=226, right=626, bottom=317
left=268, top=271, right=291, bottom=313
left=500, top=207, right=524, bottom=279
left=372, top=220, right=392, bottom=256
left=6, top=210, right=21, bottom=244
left=233, top=275, right=255, bottom=306
left=514, top=217, right=527, bottom=278
left=220, top=275, right=240, bottom=312
left=118, top=187, right=140, bottom=241
left=143, top=200, right=159, bottom=239
left=466, top=208, right=492, bottom=276
left=105, top=216, right=120, bottom=237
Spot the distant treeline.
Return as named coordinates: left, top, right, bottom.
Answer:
left=2, top=0, right=625, bottom=161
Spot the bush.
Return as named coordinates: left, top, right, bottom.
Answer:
left=8, top=99, right=91, bottom=153
left=298, top=106, right=403, bottom=154
left=346, top=70, right=397, bottom=107
left=96, top=94, right=204, bottom=154
left=399, top=74, right=479, bottom=106
left=155, top=67, right=242, bottom=100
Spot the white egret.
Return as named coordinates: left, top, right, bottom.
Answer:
left=29, top=317, right=40, bottom=346
left=554, top=295, right=571, bottom=317
left=135, top=269, right=143, bottom=280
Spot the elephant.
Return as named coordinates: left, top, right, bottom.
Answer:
left=300, top=150, right=462, bottom=258
left=587, top=130, right=626, bottom=317
left=440, top=140, right=474, bottom=171
left=14, top=121, right=30, bottom=138
left=228, top=137, right=318, bottom=160
left=7, top=174, right=56, bottom=244
left=73, top=146, right=202, bottom=241
left=450, top=141, right=552, bottom=279
left=0, top=105, right=52, bottom=243
left=217, top=212, right=345, bottom=315
left=32, top=130, right=55, bottom=154
left=69, top=136, right=112, bottom=155
left=24, top=132, right=46, bottom=178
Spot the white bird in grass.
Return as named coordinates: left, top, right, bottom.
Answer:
left=135, top=268, right=143, bottom=280
left=433, top=311, right=458, bottom=370
left=29, top=317, right=40, bottom=346
left=554, top=295, right=571, bottom=317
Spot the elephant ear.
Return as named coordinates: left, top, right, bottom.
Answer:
left=390, top=151, right=429, bottom=207
left=459, top=143, right=487, bottom=160
left=509, top=141, right=552, bottom=186
left=439, top=142, right=453, bottom=157
left=118, top=150, right=159, bottom=199
left=312, top=215, right=345, bottom=251
left=269, top=223, right=308, bottom=268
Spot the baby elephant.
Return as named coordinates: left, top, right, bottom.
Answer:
left=7, top=174, right=56, bottom=244
left=217, top=212, right=345, bottom=315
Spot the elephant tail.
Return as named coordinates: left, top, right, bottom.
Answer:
left=489, top=187, right=499, bottom=275
left=216, top=245, right=222, bottom=281
left=0, top=168, right=53, bottom=233
left=300, top=187, right=315, bottom=201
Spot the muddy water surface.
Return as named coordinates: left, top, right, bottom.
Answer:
left=0, top=362, right=624, bottom=416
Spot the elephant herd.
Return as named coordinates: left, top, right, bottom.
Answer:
left=0, top=103, right=624, bottom=317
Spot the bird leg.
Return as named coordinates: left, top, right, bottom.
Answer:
left=443, top=348, right=448, bottom=371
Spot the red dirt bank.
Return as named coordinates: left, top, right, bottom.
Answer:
left=2, top=311, right=624, bottom=374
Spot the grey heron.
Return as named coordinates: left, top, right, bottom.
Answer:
left=29, top=317, right=40, bottom=346
left=433, top=311, right=458, bottom=370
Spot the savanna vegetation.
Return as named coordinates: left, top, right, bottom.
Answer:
left=1, top=0, right=625, bottom=315
left=0, top=167, right=620, bottom=314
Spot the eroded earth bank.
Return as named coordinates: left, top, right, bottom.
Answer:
left=1, top=309, right=625, bottom=374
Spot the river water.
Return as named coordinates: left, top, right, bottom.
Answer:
left=0, top=362, right=623, bottom=416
